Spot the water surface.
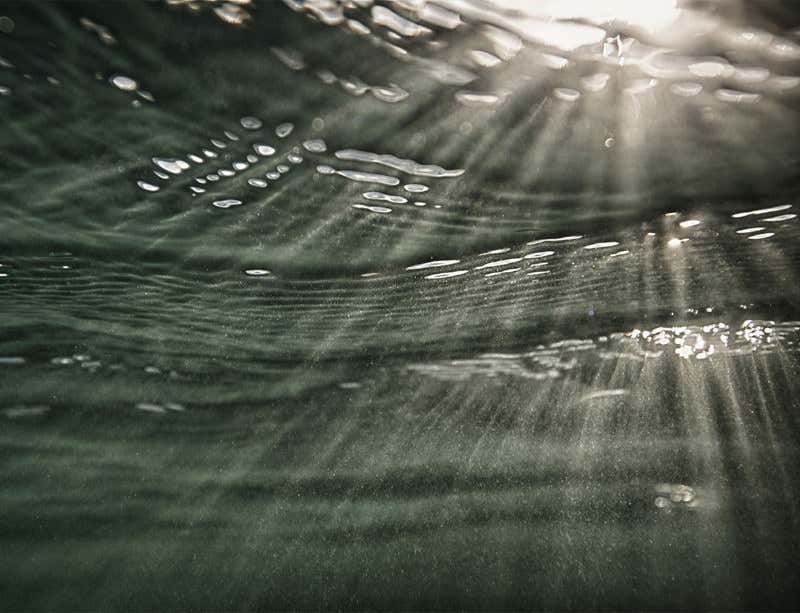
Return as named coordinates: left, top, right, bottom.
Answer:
left=1, top=1, right=800, bottom=610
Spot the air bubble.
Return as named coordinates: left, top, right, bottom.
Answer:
left=353, top=204, right=392, bottom=213
left=303, top=139, right=327, bottom=153
left=212, top=199, right=243, bottom=209
left=554, top=87, right=580, bottom=102
left=276, top=123, right=294, bottom=138
left=240, top=116, right=263, bottom=130
left=110, top=74, right=138, bottom=91
left=137, top=181, right=160, bottom=192
left=254, top=144, right=276, bottom=156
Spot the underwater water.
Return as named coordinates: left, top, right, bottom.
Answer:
left=1, top=0, right=800, bottom=610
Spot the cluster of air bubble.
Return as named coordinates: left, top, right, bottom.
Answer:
left=79, top=16, right=116, bottom=45
left=402, top=235, right=583, bottom=281
left=409, top=337, right=609, bottom=382
left=271, top=46, right=409, bottom=104
left=395, top=203, right=797, bottom=284
left=136, top=115, right=469, bottom=217
left=0, top=13, right=160, bottom=103
left=732, top=204, right=796, bottom=242
left=1, top=346, right=189, bottom=418
left=0, top=14, right=63, bottom=95
left=108, top=74, right=155, bottom=106
left=624, top=320, right=800, bottom=360
left=315, top=147, right=464, bottom=214
left=408, top=319, right=800, bottom=381
left=47, top=351, right=185, bottom=378
left=276, top=0, right=800, bottom=112
left=654, top=484, right=698, bottom=511
left=136, top=116, right=307, bottom=200
left=164, top=0, right=253, bottom=25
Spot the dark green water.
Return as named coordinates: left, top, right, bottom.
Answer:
left=2, top=1, right=800, bottom=610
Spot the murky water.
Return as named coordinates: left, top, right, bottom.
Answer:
left=2, top=1, right=800, bottom=610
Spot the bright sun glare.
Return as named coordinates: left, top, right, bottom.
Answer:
left=495, top=0, right=682, bottom=33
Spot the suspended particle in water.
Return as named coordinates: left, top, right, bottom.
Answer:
left=0, top=16, right=15, bottom=34
left=654, top=496, right=670, bottom=509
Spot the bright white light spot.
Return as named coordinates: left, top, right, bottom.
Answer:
left=492, top=0, right=681, bottom=34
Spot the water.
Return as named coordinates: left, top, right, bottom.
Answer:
left=1, top=1, right=800, bottom=610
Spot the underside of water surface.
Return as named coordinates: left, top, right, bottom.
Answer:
left=1, top=1, right=800, bottom=610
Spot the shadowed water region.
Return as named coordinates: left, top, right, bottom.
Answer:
left=1, top=1, right=800, bottom=610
